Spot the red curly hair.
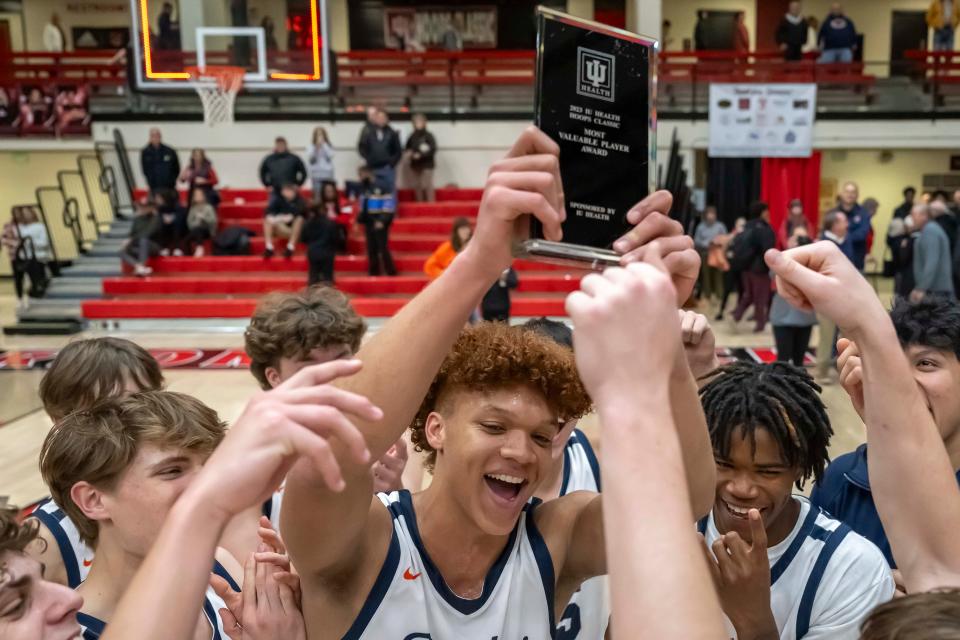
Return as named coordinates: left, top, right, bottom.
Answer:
left=410, top=322, right=592, bottom=472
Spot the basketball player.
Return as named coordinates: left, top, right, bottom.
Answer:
left=244, top=285, right=418, bottom=492
left=812, top=296, right=960, bottom=567
left=280, top=126, right=713, bottom=638
left=0, top=505, right=84, bottom=639
left=698, top=360, right=893, bottom=638
left=765, top=240, right=960, bottom=594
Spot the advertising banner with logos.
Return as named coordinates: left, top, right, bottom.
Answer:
left=708, top=84, right=817, bottom=158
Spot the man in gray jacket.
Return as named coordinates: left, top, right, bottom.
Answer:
left=912, top=202, right=955, bottom=301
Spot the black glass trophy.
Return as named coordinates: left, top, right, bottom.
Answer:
left=518, top=7, right=657, bottom=269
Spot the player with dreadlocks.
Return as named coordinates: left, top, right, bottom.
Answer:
left=697, top=360, right=894, bottom=640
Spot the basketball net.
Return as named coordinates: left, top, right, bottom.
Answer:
left=186, top=66, right=245, bottom=126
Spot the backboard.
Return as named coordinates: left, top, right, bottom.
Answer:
left=129, top=0, right=331, bottom=91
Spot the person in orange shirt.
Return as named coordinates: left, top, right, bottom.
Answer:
left=424, top=217, right=472, bottom=279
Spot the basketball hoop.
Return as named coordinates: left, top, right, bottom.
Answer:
left=186, top=65, right=246, bottom=126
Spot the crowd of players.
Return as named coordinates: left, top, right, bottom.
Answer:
left=4, top=127, right=960, bottom=639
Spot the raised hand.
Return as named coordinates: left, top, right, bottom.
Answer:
left=837, top=338, right=865, bottom=419
left=614, top=190, right=700, bottom=304
left=702, top=510, right=778, bottom=638
left=679, top=309, right=720, bottom=381
left=372, top=436, right=409, bottom=493
left=764, top=241, right=885, bottom=335
left=191, top=359, right=382, bottom=522
left=566, top=242, right=679, bottom=409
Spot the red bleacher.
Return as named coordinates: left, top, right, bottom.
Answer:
left=83, top=187, right=584, bottom=320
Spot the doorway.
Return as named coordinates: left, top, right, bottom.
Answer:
left=890, top=10, right=928, bottom=76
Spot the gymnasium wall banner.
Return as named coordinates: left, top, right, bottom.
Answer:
left=383, top=6, right=498, bottom=50
left=708, top=84, right=817, bottom=158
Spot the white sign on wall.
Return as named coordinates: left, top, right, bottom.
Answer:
left=708, top=84, right=817, bottom=158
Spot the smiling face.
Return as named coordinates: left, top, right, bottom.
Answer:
left=906, top=345, right=960, bottom=448
left=713, top=427, right=802, bottom=546
left=426, top=386, right=557, bottom=536
left=0, top=553, right=82, bottom=640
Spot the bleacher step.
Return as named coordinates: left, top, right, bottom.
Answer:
left=17, top=300, right=83, bottom=322
left=3, top=320, right=84, bottom=336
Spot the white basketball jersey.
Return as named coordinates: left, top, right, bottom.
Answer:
left=342, top=490, right=556, bottom=640
left=700, top=497, right=894, bottom=640
left=557, top=429, right=608, bottom=640
left=78, top=561, right=235, bottom=639
left=261, top=488, right=284, bottom=531
left=31, top=498, right=94, bottom=588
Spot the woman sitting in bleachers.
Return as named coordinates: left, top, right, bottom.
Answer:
left=184, top=188, right=218, bottom=257
left=54, top=85, right=90, bottom=131
left=19, top=87, right=54, bottom=129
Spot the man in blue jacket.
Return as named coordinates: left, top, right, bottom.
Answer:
left=819, top=3, right=858, bottom=63
left=811, top=296, right=960, bottom=567
left=827, top=181, right=872, bottom=271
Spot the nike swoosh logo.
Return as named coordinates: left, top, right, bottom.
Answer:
left=403, top=567, right=422, bottom=580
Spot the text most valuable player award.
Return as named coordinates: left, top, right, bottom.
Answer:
left=519, top=7, right=657, bottom=268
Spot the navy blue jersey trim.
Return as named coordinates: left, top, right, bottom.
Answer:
left=261, top=497, right=273, bottom=520
left=696, top=516, right=708, bottom=535
left=212, top=559, right=241, bottom=594
left=203, top=595, right=224, bottom=640
left=342, top=524, right=402, bottom=640
left=77, top=612, right=107, bottom=639
left=31, top=500, right=82, bottom=589
left=770, top=504, right=820, bottom=586
left=526, top=499, right=557, bottom=639
left=796, top=523, right=852, bottom=638
left=394, top=489, right=521, bottom=615
left=559, top=444, right=572, bottom=496
left=574, top=429, right=602, bottom=491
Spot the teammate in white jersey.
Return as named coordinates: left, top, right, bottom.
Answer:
left=281, top=127, right=716, bottom=639
left=697, top=360, right=894, bottom=638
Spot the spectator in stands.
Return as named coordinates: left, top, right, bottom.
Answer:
left=715, top=216, right=746, bottom=321
left=442, top=15, right=465, bottom=52
left=2, top=206, right=50, bottom=309
left=927, top=0, right=959, bottom=51
left=0, top=87, right=13, bottom=126
left=731, top=201, right=776, bottom=333
left=356, top=166, right=398, bottom=276
left=319, top=181, right=348, bottom=253
left=424, top=217, right=472, bottom=279
left=184, top=189, right=218, bottom=257
left=777, top=198, right=809, bottom=249
left=733, top=11, right=750, bottom=55
left=20, top=87, right=53, bottom=129
left=828, top=181, right=872, bottom=271
left=358, top=109, right=402, bottom=197
left=405, top=114, right=438, bottom=202
left=804, top=16, right=820, bottom=53
left=308, top=127, right=336, bottom=201
left=43, top=13, right=66, bottom=52
left=157, top=2, right=179, bottom=50
left=263, top=182, right=306, bottom=259
left=141, top=128, right=180, bottom=197
left=482, top=268, right=519, bottom=322
left=154, top=188, right=187, bottom=256
left=694, top=11, right=708, bottom=51
left=895, top=186, right=917, bottom=219
left=818, top=3, right=858, bottom=63
left=301, top=200, right=340, bottom=285
left=931, top=200, right=958, bottom=262
left=178, top=148, right=219, bottom=207
left=776, top=1, right=808, bottom=61
left=55, top=86, right=89, bottom=131
left=259, top=136, right=307, bottom=209
left=912, top=202, right=956, bottom=300
left=122, top=203, right=160, bottom=277
left=661, top=20, right=674, bottom=51
left=694, top=206, right=726, bottom=303
left=261, top=16, right=279, bottom=51
left=887, top=215, right=915, bottom=298
left=771, top=230, right=816, bottom=367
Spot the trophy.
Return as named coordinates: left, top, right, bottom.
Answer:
left=517, top=6, right=658, bottom=269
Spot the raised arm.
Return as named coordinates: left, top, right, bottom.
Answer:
left=766, top=241, right=960, bottom=593
left=565, top=245, right=726, bottom=639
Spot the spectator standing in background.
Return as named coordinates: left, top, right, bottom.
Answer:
left=828, top=181, right=872, bottom=271
left=819, top=3, right=857, bottom=63
left=441, top=15, right=464, bottom=52
left=357, top=166, right=398, bottom=277
left=141, top=128, right=180, bottom=198
left=178, top=148, right=219, bottom=207
left=694, top=11, right=709, bottom=50
left=263, top=183, right=306, bottom=259
left=886, top=216, right=915, bottom=298
left=482, top=268, right=519, bottom=322
left=259, top=137, right=307, bottom=209
left=817, top=208, right=853, bottom=382
left=43, top=13, right=66, bottom=53
left=405, top=114, right=438, bottom=203
left=927, top=0, right=959, bottom=51
left=777, top=198, right=810, bottom=249
left=734, top=12, right=750, bottom=55
left=157, top=2, right=179, bottom=50
left=301, top=199, right=340, bottom=285
left=776, top=1, right=808, bottom=61
left=932, top=199, right=959, bottom=251
left=912, top=202, right=956, bottom=301
left=715, top=216, right=746, bottom=321
left=661, top=20, right=674, bottom=51
left=307, top=127, right=336, bottom=201
left=894, top=186, right=917, bottom=220
left=358, top=109, right=402, bottom=197
left=2, top=207, right=50, bottom=308
left=261, top=16, right=279, bottom=50
left=804, top=16, right=820, bottom=53
left=319, top=181, right=348, bottom=252
left=184, top=189, right=218, bottom=257
left=731, top=201, right=776, bottom=333
left=693, top=206, right=727, bottom=303
left=424, top=217, right=472, bottom=279
left=771, top=230, right=817, bottom=367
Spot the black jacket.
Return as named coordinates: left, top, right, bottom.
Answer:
left=300, top=215, right=338, bottom=251
left=743, top=218, right=777, bottom=274
left=893, top=200, right=913, bottom=220
left=481, top=268, right=519, bottom=318
left=358, top=125, right=402, bottom=169
left=406, top=129, right=437, bottom=170
left=775, top=16, right=808, bottom=60
left=141, top=143, right=180, bottom=191
left=259, top=151, right=307, bottom=189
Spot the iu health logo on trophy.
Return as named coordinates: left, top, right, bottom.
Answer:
left=576, top=47, right=615, bottom=102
